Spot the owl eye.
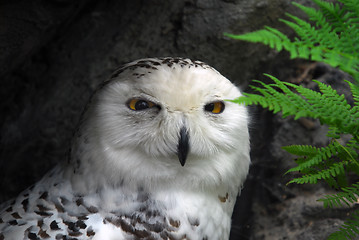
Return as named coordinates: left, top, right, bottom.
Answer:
left=204, top=101, right=225, bottom=114
left=127, top=99, right=156, bottom=111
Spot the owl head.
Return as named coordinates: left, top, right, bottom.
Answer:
left=70, top=57, right=250, bottom=193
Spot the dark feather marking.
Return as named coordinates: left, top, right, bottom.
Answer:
left=28, top=232, right=38, bottom=240
left=60, top=197, right=70, bottom=206
left=77, top=215, right=88, bottom=221
left=55, top=234, right=64, bottom=240
left=75, top=198, right=83, bottom=206
left=75, top=197, right=98, bottom=213
left=121, top=218, right=151, bottom=238
left=169, top=218, right=181, bottom=228
left=11, top=212, right=21, bottom=219
left=22, top=198, right=29, bottom=211
left=64, top=221, right=79, bottom=232
left=54, top=202, right=65, bottom=213
left=39, top=192, right=48, bottom=200
left=8, top=220, right=17, bottom=225
left=111, top=57, right=209, bottom=80
left=0, top=233, right=4, bottom=240
left=160, top=232, right=169, bottom=239
left=37, top=204, right=51, bottom=212
left=0, top=218, right=3, bottom=223
left=35, top=211, right=53, bottom=217
left=39, top=229, right=51, bottom=238
left=86, top=228, right=95, bottom=237
left=37, top=219, right=44, bottom=228
left=218, top=193, right=229, bottom=203
left=69, top=231, right=82, bottom=237
left=181, top=234, right=189, bottom=240
left=76, top=220, right=87, bottom=229
left=188, top=217, right=200, bottom=227
left=105, top=217, right=121, bottom=227
left=5, top=206, right=12, bottom=212
left=50, top=220, right=61, bottom=230
left=86, top=206, right=98, bottom=213
left=134, top=229, right=151, bottom=238
left=64, top=220, right=85, bottom=237
left=114, top=217, right=152, bottom=238
left=145, top=209, right=160, bottom=218
left=129, top=215, right=163, bottom=233
left=142, top=222, right=163, bottom=233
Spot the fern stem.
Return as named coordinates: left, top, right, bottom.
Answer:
left=334, top=138, right=359, bottom=167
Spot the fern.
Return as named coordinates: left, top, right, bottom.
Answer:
left=226, top=0, right=359, bottom=238
left=231, top=76, right=359, bottom=132
left=327, top=210, right=359, bottom=240
left=284, top=141, right=345, bottom=174
left=318, top=183, right=359, bottom=208
left=224, top=0, right=359, bottom=79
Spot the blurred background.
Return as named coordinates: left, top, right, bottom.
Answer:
left=0, top=0, right=349, bottom=239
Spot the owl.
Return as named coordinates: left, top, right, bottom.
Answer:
left=0, top=57, right=250, bottom=240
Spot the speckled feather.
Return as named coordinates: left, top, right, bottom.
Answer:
left=0, top=57, right=250, bottom=240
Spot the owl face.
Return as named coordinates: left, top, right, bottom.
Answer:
left=77, top=58, right=249, bottom=189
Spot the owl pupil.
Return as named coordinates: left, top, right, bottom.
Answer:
left=204, top=103, right=214, bottom=112
left=135, top=100, right=149, bottom=110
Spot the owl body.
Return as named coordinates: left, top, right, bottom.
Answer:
left=0, top=57, right=250, bottom=239
left=0, top=166, right=234, bottom=239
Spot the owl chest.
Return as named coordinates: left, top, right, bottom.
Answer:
left=138, top=190, right=236, bottom=240
left=87, top=190, right=235, bottom=240
left=0, top=182, right=235, bottom=240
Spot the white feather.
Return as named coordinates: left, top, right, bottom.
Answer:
left=0, top=57, right=250, bottom=240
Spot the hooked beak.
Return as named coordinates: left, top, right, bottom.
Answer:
left=177, top=126, right=190, bottom=166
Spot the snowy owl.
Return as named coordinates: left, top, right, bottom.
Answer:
left=0, top=57, right=250, bottom=239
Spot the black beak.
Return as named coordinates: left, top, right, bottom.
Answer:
left=177, top=126, right=190, bottom=166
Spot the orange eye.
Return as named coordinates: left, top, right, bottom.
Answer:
left=204, top=101, right=225, bottom=114
left=127, top=99, right=155, bottom=111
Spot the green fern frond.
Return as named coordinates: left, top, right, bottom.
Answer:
left=292, top=2, right=337, bottom=47
left=328, top=210, right=359, bottom=240
left=348, top=139, right=359, bottom=151
left=288, top=161, right=347, bottom=185
left=312, top=80, right=358, bottom=132
left=318, top=182, right=359, bottom=208
left=225, top=0, right=359, bottom=80
left=312, top=0, right=347, bottom=30
left=224, top=27, right=292, bottom=52
left=231, top=75, right=311, bottom=118
left=286, top=138, right=359, bottom=186
left=233, top=75, right=359, bottom=132
left=340, top=0, right=359, bottom=21
left=327, top=126, right=341, bottom=139
left=347, top=81, right=359, bottom=108
left=284, top=141, right=341, bottom=174
left=282, top=145, right=319, bottom=156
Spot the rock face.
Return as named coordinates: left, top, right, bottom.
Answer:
left=0, top=0, right=351, bottom=239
